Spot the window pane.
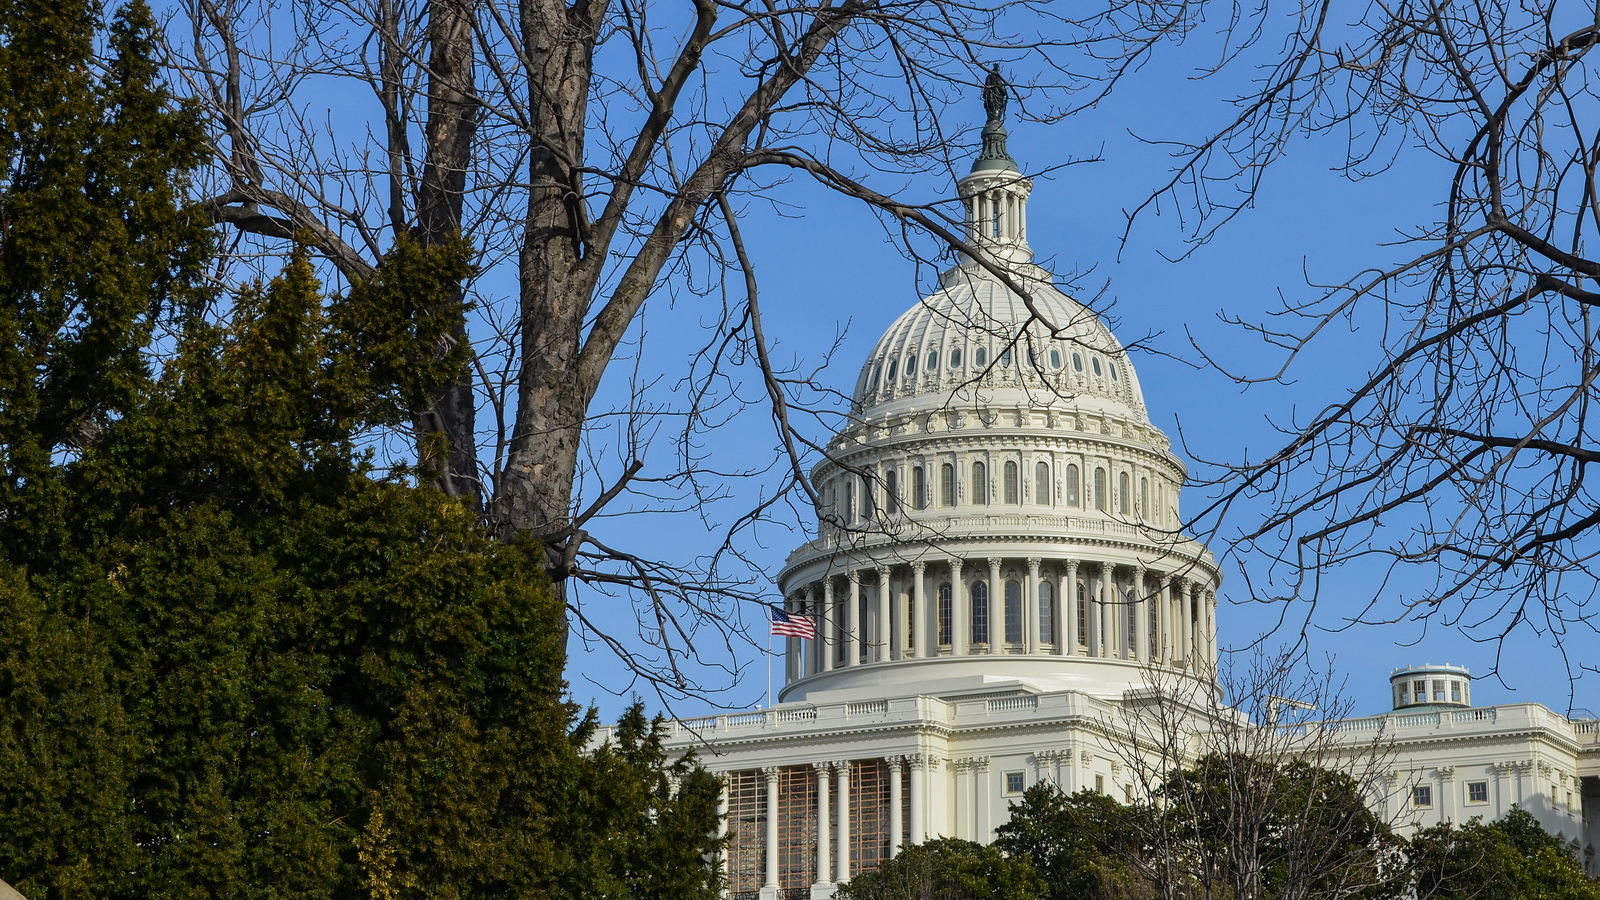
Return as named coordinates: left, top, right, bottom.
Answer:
left=941, top=463, right=955, bottom=507
left=1065, top=464, right=1080, bottom=507
left=973, top=462, right=988, bottom=504
left=1040, top=581, right=1055, bottom=644
left=1004, top=461, right=1019, bottom=504
left=1118, top=472, right=1130, bottom=514
left=971, top=581, right=989, bottom=644
left=938, top=583, right=953, bottom=646
left=1005, top=580, right=1022, bottom=643
left=1036, top=461, right=1051, bottom=506
left=886, top=469, right=899, bottom=515
left=913, top=466, right=926, bottom=510
left=1094, top=468, right=1107, bottom=511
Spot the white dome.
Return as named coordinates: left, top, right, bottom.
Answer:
left=852, top=263, right=1149, bottom=423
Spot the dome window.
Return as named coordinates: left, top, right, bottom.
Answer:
left=972, top=461, right=989, bottom=505
left=887, top=359, right=898, bottom=382
left=974, top=346, right=987, bottom=367
left=906, top=354, right=916, bottom=376
left=927, top=350, right=939, bottom=371
left=868, top=364, right=882, bottom=393
left=1000, top=348, right=1013, bottom=367
left=1092, top=357, right=1102, bottom=376
left=1110, top=361, right=1120, bottom=381
left=1072, top=352, right=1083, bottom=372
left=950, top=348, right=962, bottom=367
left=1049, top=348, right=1062, bottom=369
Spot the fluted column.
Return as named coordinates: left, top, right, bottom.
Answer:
left=1179, top=579, right=1194, bottom=667
left=846, top=571, right=861, bottom=667
left=1025, top=558, right=1042, bottom=654
left=911, top=561, right=927, bottom=659
left=876, top=566, right=892, bottom=662
left=1086, top=562, right=1101, bottom=658
left=763, top=767, right=781, bottom=890
left=813, top=763, right=831, bottom=888
left=1205, top=589, right=1218, bottom=669
left=835, top=761, right=852, bottom=883
left=1133, top=568, right=1149, bottom=664
left=888, top=757, right=905, bottom=857
left=986, top=558, right=1001, bottom=650
left=1100, top=562, right=1116, bottom=658
left=1063, top=561, right=1079, bottom=655
left=819, top=580, right=835, bottom=672
left=786, top=594, right=802, bottom=683
left=952, top=559, right=969, bottom=655
left=909, top=755, right=927, bottom=845
left=1155, top=576, right=1170, bottom=665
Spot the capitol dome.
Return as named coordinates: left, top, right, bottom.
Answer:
left=773, top=98, right=1221, bottom=705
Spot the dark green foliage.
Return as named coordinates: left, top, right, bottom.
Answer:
left=836, top=838, right=1045, bottom=900
left=0, top=8, right=722, bottom=894
left=1407, top=808, right=1600, bottom=900
left=995, top=785, right=1153, bottom=900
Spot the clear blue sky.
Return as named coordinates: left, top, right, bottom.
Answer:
left=563, top=38, right=1597, bottom=724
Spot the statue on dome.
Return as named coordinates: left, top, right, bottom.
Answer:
left=983, top=64, right=1007, bottom=124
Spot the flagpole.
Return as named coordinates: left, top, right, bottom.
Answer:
left=765, top=627, right=773, bottom=709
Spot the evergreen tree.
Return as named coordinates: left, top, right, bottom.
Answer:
left=835, top=838, right=1045, bottom=900
left=994, top=785, right=1153, bottom=900
left=0, top=5, right=724, bottom=898
left=1408, top=808, right=1600, bottom=900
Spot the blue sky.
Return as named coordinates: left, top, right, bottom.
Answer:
left=561, top=37, right=1597, bottom=724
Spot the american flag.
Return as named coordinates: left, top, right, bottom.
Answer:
left=768, top=605, right=816, bottom=640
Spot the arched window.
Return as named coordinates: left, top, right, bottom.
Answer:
left=974, top=346, right=988, bottom=367
left=1040, top=581, right=1055, bottom=645
left=971, top=581, right=990, bottom=645
left=862, top=472, right=876, bottom=516
left=1049, top=348, right=1062, bottom=369
left=937, top=583, right=953, bottom=646
left=1000, top=348, right=1013, bottom=368
left=845, top=478, right=856, bottom=521
left=1004, top=580, right=1023, bottom=643
left=950, top=347, right=962, bottom=368
left=868, top=363, right=882, bottom=393
left=927, top=350, right=938, bottom=372
left=1140, top=477, right=1149, bottom=520
left=886, top=468, right=900, bottom=515
left=1065, top=464, right=1080, bottom=507
left=1118, top=472, right=1130, bottom=514
left=1110, top=361, right=1120, bottom=381
left=1072, top=352, right=1083, bottom=372
left=1076, top=582, right=1088, bottom=647
left=906, top=354, right=917, bottom=376
left=913, top=466, right=926, bottom=510
left=972, top=461, right=989, bottom=505
left=1035, top=461, right=1051, bottom=506
left=1094, top=468, right=1107, bottom=511
left=887, top=359, right=898, bottom=382
left=941, top=463, right=955, bottom=507
left=1004, top=461, right=1019, bottom=504
left=1092, top=357, right=1103, bottom=376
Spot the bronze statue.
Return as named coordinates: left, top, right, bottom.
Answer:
left=983, top=64, right=1007, bottom=123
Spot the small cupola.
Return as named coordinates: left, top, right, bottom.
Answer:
left=1390, top=664, right=1472, bottom=709
left=957, top=66, right=1033, bottom=266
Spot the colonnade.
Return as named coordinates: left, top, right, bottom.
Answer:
left=781, top=556, right=1217, bottom=685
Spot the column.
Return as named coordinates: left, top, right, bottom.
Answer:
left=786, top=594, right=802, bottom=684
left=1064, top=561, right=1079, bottom=655
left=955, top=760, right=973, bottom=840
left=1179, top=579, right=1194, bottom=668
left=876, top=566, right=892, bottom=663
left=987, top=558, right=1002, bottom=651
left=909, top=755, right=927, bottom=845
left=813, top=763, right=831, bottom=888
left=1205, top=589, right=1218, bottom=669
left=888, top=757, right=905, bottom=857
left=803, top=586, right=818, bottom=675
left=973, top=757, right=992, bottom=841
left=1085, top=562, right=1101, bottom=658
left=911, top=561, right=927, bottom=659
left=718, top=779, right=730, bottom=872
left=820, top=580, right=835, bottom=672
left=1100, top=562, right=1116, bottom=659
left=763, top=767, right=780, bottom=892
left=1155, top=576, right=1170, bottom=665
left=1025, top=558, right=1042, bottom=654
left=1133, top=568, right=1149, bottom=665
left=835, top=761, right=852, bottom=883
left=952, top=559, right=969, bottom=655
left=846, top=572, right=861, bottom=667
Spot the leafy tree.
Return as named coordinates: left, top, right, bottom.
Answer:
left=0, top=7, right=724, bottom=895
left=994, top=785, right=1154, bottom=900
left=1408, top=808, right=1600, bottom=900
left=835, top=838, right=1045, bottom=900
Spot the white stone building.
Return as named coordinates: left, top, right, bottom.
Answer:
left=596, top=98, right=1600, bottom=899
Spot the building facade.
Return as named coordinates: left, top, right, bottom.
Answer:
left=596, top=96, right=1600, bottom=898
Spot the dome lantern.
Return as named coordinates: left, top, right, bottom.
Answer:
left=959, top=66, right=1033, bottom=265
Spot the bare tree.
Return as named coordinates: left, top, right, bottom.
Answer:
left=1134, top=0, right=1600, bottom=686
left=1109, top=651, right=1406, bottom=900
left=162, top=0, right=1215, bottom=698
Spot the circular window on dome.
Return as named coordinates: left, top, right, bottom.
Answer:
left=928, top=350, right=939, bottom=371
left=1091, top=357, right=1102, bottom=376
left=1072, top=352, right=1083, bottom=372
left=906, top=354, right=917, bottom=376
left=1049, top=349, right=1062, bottom=369
left=975, top=346, right=987, bottom=367
left=887, top=359, right=898, bottom=381
left=951, top=348, right=963, bottom=367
